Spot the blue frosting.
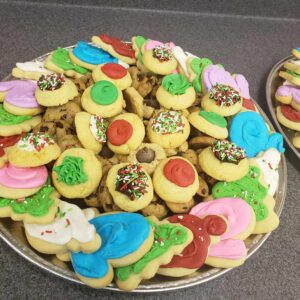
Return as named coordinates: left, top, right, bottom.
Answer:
left=230, top=111, right=285, bottom=157
left=70, top=212, right=151, bottom=279
left=73, top=41, right=117, bottom=65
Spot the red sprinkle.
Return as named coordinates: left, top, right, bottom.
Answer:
left=268, top=163, right=273, bottom=170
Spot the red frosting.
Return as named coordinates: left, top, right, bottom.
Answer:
left=161, top=214, right=227, bottom=269
left=107, top=119, right=133, bottom=146
left=99, top=34, right=135, bottom=58
left=163, top=158, right=195, bottom=187
left=281, top=105, right=300, bottom=123
left=0, top=147, right=4, bottom=157
left=0, top=134, right=21, bottom=148
left=242, top=98, right=256, bottom=111
left=101, top=63, right=127, bottom=79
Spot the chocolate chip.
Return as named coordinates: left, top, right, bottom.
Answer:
left=99, top=144, right=114, bottom=158
left=55, top=121, right=63, bottom=128
left=136, top=147, right=156, bottom=163
left=39, top=126, right=49, bottom=132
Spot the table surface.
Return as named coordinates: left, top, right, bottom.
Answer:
left=0, top=1, right=299, bottom=299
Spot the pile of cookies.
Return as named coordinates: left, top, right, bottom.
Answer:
left=275, top=47, right=300, bottom=148
left=0, top=34, right=285, bottom=290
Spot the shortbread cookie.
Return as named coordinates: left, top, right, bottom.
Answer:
left=92, top=63, right=132, bottom=90
left=70, top=212, right=154, bottom=288
left=52, top=148, right=102, bottom=199
left=212, top=165, right=280, bottom=234
left=107, top=113, right=145, bottom=155
left=24, top=201, right=101, bottom=256
left=158, top=214, right=227, bottom=276
left=114, top=216, right=193, bottom=291
left=147, top=111, right=190, bottom=149
left=0, top=80, right=43, bottom=116
left=0, top=163, right=48, bottom=198
left=0, top=182, right=60, bottom=224
left=275, top=84, right=300, bottom=111
left=81, top=80, right=124, bottom=118
left=188, top=110, right=228, bottom=139
left=12, top=60, right=52, bottom=81
left=201, top=83, right=242, bottom=116
left=69, top=41, right=118, bottom=70
left=132, top=35, right=149, bottom=71
left=123, top=87, right=144, bottom=118
left=293, top=132, right=300, bottom=148
left=156, top=74, right=196, bottom=110
left=75, top=112, right=108, bottom=153
left=92, top=34, right=136, bottom=65
left=279, top=70, right=300, bottom=86
left=276, top=105, right=300, bottom=131
left=106, top=163, right=153, bottom=212
left=199, top=140, right=249, bottom=182
left=292, top=47, right=300, bottom=59
left=45, top=47, right=89, bottom=78
left=153, top=157, right=199, bottom=203
left=35, top=74, right=78, bottom=107
left=230, top=111, right=285, bottom=157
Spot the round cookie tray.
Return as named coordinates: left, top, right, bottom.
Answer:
left=266, top=55, right=300, bottom=159
left=0, top=46, right=287, bottom=292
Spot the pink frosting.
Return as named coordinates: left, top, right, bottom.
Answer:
left=0, top=80, right=40, bottom=108
left=0, top=163, right=48, bottom=188
left=189, top=197, right=252, bottom=240
left=209, top=239, right=247, bottom=260
left=144, top=40, right=175, bottom=51
left=276, top=85, right=300, bottom=104
left=203, top=65, right=250, bottom=99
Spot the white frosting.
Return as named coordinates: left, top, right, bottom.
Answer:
left=291, top=60, right=300, bottom=66
left=83, top=208, right=97, bottom=220
left=172, top=46, right=197, bottom=77
left=16, top=61, right=52, bottom=74
left=118, top=60, right=129, bottom=69
left=89, top=115, right=107, bottom=143
left=254, top=149, right=281, bottom=196
left=17, top=134, right=54, bottom=152
left=24, top=201, right=96, bottom=245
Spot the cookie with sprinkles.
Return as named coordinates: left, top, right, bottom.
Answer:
left=141, top=40, right=178, bottom=75
left=198, top=140, right=249, bottom=182
left=106, top=163, right=153, bottom=212
left=75, top=111, right=108, bottom=154
left=8, top=132, right=61, bottom=167
left=147, top=111, right=190, bottom=149
left=201, top=83, right=242, bottom=116
left=35, top=73, right=78, bottom=107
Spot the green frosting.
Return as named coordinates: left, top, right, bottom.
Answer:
left=90, top=81, right=118, bottom=105
left=134, top=36, right=148, bottom=64
left=199, top=111, right=227, bottom=128
left=53, top=156, right=88, bottom=185
left=115, top=220, right=189, bottom=281
left=212, top=166, right=268, bottom=221
left=0, top=104, right=32, bottom=125
left=162, top=74, right=192, bottom=95
left=0, top=184, right=54, bottom=217
left=190, top=57, right=213, bottom=94
left=287, top=70, right=300, bottom=78
left=52, top=48, right=88, bottom=74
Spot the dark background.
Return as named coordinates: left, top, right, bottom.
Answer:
left=0, top=1, right=299, bottom=299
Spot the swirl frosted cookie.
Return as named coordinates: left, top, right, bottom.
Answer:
left=188, top=110, right=228, bottom=139
left=279, top=69, right=300, bottom=86
left=153, top=157, right=199, bottom=203
left=230, top=111, right=285, bottom=157
left=201, top=83, right=242, bottom=116
left=199, top=140, right=249, bottom=182
left=156, top=74, right=196, bottom=110
left=45, top=47, right=89, bottom=78
left=0, top=80, right=43, bottom=116
left=92, top=63, right=132, bottom=90
left=52, top=148, right=102, bottom=199
left=81, top=80, right=124, bottom=118
left=275, top=84, right=300, bottom=111
left=75, top=112, right=108, bottom=153
left=8, top=132, right=61, bottom=167
left=12, top=60, right=52, bottom=81
left=0, top=163, right=48, bottom=198
left=70, top=212, right=154, bottom=288
left=24, top=201, right=101, bottom=257
left=0, top=182, right=60, bottom=224
left=212, top=165, right=279, bottom=234
left=114, top=216, right=193, bottom=291
left=147, top=111, right=190, bottom=149
left=107, top=113, right=145, bottom=155
left=142, top=40, right=178, bottom=75
left=92, top=34, right=136, bottom=65
left=69, top=41, right=118, bottom=70
left=35, top=74, right=78, bottom=107
left=131, top=35, right=149, bottom=72
left=276, top=105, right=300, bottom=131
left=106, top=163, right=153, bottom=212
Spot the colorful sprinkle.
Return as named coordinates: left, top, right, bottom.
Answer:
left=209, top=83, right=241, bottom=107
left=37, top=73, right=65, bottom=91
left=151, top=111, right=185, bottom=135
left=89, top=115, right=108, bottom=144
left=17, top=132, right=55, bottom=152
left=152, top=44, right=174, bottom=62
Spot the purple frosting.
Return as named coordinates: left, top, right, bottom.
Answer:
left=275, top=85, right=300, bottom=104
left=0, top=80, right=40, bottom=108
